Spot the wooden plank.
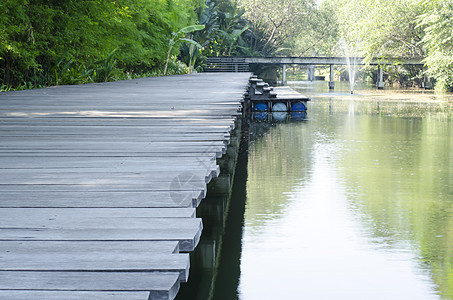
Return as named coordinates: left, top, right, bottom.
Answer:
left=0, top=208, right=196, bottom=220
left=0, top=125, right=233, bottom=134
left=0, top=169, right=219, bottom=185
left=0, top=255, right=189, bottom=282
left=0, top=228, right=201, bottom=252
left=0, top=113, right=239, bottom=119
left=0, top=272, right=180, bottom=299
left=0, top=140, right=227, bottom=149
left=0, top=167, right=218, bottom=174
left=0, top=172, right=219, bottom=185
left=0, top=117, right=236, bottom=128
left=0, top=151, right=225, bottom=158
left=0, top=213, right=199, bottom=229
left=274, top=86, right=310, bottom=100
left=0, top=244, right=190, bottom=282
left=0, top=183, right=209, bottom=199
left=0, top=184, right=207, bottom=194
left=0, top=241, right=180, bottom=254
left=0, top=170, right=220, bottom=182
left=0, top=135, right=230, bottom=144
left=0, top=110, right=242, bottom=118
left=0, top=95, right=243, bottom=101
left=0, top=191, right=203, bottom=208
left=0, top=104, right=242, bottom=111
left=0, top=144, right=227, bottom=158
left=0, top=156, right=218, bottom=169
left=0, top=94, right=244, bottom=102
left=0, top=218, right=203, bottom=251
left=0, top=291, right=152, bottom=300
left=0, top=241, right=190, bottom=282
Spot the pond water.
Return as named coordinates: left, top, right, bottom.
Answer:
left=177, top=81, right=453, bottom=300
left=239, top=81, right=453, bottom=299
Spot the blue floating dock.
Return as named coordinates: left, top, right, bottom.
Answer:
left=272, top=102, right=287, bottom=112
left=247, top=82, right=310, bottom=114
left=291, top=102, right=306, bottom=111
left=254, top=102, right=269, bottom=112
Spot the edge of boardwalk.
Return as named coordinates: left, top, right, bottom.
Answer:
left=0, top=73, right=252, bottom=300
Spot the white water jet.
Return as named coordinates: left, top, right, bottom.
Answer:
left=338, top=38, right=360, bottom=94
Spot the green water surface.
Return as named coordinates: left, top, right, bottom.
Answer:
left=239, top=82, right=453, bottom=299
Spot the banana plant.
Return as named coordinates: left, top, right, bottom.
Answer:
left=221, top=25, right=249, bottom=55
left=163, top=25, right=205, bottom=76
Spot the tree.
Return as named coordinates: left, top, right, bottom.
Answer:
left=290, top=1, right=339, bottom=56
left=197, top=0, right=251, bottom=56
left=332, top=0, right=424, bottom=60
left=0, top=0, right=201, bottom=89
left=236, top=0, right=317, bottom=56
left=163, top=24, right=205, bottom=75
left=417, top=0, right=453, bottom=91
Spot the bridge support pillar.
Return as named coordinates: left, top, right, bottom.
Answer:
left=329, top=64, right=335, bottom=90
left=282, top=64, right=287, bottom=86
left=424, top=76, right=434, bottom=89
left=308, top=65, right=315, bottom=81
left=377, top=65, right=385, bottom=89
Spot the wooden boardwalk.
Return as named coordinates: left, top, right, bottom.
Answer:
left=0, top=73, right=251, bottom=300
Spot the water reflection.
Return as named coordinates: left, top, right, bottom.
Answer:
left=239, top=82, right=453, bottom=299
left=252, top=111, right=308, bottom=122
left=176, top=121, right=245, bottom=300
left=177, top=81, right=453, bottom=300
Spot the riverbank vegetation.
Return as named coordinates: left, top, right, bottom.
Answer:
left=330, top=0, right=453, bottom=91
left=0, top=0, right=201, bottom=90
left=1, top=0, right=452, bottom=91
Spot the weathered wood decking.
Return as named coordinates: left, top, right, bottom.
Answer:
left=0, top=73, right=251, bottom=300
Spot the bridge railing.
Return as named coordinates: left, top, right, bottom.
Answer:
left=207, top=56, right=424, bottom=67
left=204, top=57, right=250, bottom=72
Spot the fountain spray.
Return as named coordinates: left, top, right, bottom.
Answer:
left=339, top=38, right=359, bottom=95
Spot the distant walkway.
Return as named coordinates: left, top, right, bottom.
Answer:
left=0, top=73, right=251, bottom=300
left=206, top=56, right=427, bottom=89
left=206, top=56, right=424, bottom=70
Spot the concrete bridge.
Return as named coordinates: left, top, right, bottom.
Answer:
left=206, top=56, right=426, bottom=89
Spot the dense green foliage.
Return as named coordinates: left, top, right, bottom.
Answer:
left=417, top=0, right=453, bottom=91
left=329, top=0, right=426, bottom=86
left=233, top=0, right=453, bottom=90
left=234, top=0, right=339, bottom=56
left=179, top=0, right=254, bottom=71
left=319, top=0, right=453, bottom=90
left=0, top=0, right=200, bottom=89
left=236, top=0, right=317, bottom=55
left=163, top=24, right=205, bottom=75
left=2, top=0, right=453, bottom=91
left=334, top=0, right=424, bottom=59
